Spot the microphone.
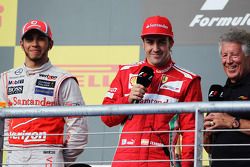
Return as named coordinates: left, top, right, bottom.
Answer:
left=208, top=84, right=223, bottom=101
left=133, top=66, right=154, bottom=104
left=126, top=66, right=154, bottom=121
left=207, top=84, right=223, bottom=139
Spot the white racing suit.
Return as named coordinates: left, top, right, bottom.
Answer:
left=0, top=61, right=88, bottom=166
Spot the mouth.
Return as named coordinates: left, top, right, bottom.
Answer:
left=151, top=54, right=161, bottom=58
left=30, top=50, right=41, bottom=54
left=226, top=64, right=237, bottom=72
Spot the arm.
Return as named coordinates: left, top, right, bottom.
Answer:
left=203, top=113, right=213, bottom=153
left=0, top=73, right=9, bottom=147
left=101, top=68, right=147, bottom=127
left=204, top=112, right=250, bottom=135
left=180, top=77, right=202, bottom=167
left=58, top=78, right=88, bottom=165
left=238, top=118, right=250, bottom=135
left=203, top=130, right=212, bottom=153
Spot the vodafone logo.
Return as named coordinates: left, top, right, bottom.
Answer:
left=189, top=0, right=250, bottom=27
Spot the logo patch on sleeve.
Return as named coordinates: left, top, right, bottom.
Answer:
left=35, top=87, right=54, bottom=96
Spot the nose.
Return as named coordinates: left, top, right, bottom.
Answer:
left=152, top=42, right=160, bottom=52
left=31, top=38, right=39, bottom=46
left=226, top=55, right=233, bottom=64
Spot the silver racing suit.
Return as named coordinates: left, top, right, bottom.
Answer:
left=0, top=61, right=88, bottom=166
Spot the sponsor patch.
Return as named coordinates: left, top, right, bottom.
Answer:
left=141, top=139, right=149, bottom=145
left=9, top=131, right=47, bottom=142
left=161, top=75, right=168, bottom=84
left=105, top=92, right=114, bottom=99
left=126, top=139, right=135, bottom=145
left=36, top=79, right=55, bottom=88
left=64, top=101, right=81, bottom=106
left=108, top=87, right=117, bottom=93
left=43, top=151, right=56, bottom=154
left=128, top=74, right=137, bottom=89
left=35, top=87, right=54, bottom=96
left=9, top=75, right=25, bottom=79
left=121, top=139, right=135, bottom=145
left=141, top=93, right=178, bottom=104
left=39, top=74, right=57, bottom=80
left=11, top=97, right=55, bottom=106
left=121, top=139, right=127, bottom=145
left=8, top=79, right=24, bottom=85
left=146, top=23, right=168, bottom=29
left=7, top=86, right=23, bottom=95
left=160, top=81, right=183, bottom=93
left=14, top=68, right=23, bottom=75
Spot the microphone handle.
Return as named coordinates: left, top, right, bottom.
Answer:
left=133, top=99, right=139, bottom=104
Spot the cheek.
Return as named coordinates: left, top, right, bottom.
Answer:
left=162, top=47, right=170, bottom=54
left=21, top=44, right=27, bottom=52
left=144, top=48, right=151, bottom=55
left=234, top=58, right=242, bottom=65
left=221, top=58, right=227, bottom=65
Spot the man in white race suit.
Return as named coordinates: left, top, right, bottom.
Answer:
left=0, top=19, right=88, bottom=167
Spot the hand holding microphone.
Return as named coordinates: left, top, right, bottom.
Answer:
left=128, top=66, right=154, bottom=104
left=127, top=66, right=154, bottom=120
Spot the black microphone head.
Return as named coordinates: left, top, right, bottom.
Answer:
left=208, top=84, right=223, bottom=101
left=136, top=66, right=154, bottom=88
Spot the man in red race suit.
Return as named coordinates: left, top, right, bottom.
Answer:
left=0, top=20, right=88, bottom=167
left=101, top=15, right=202, bottom=167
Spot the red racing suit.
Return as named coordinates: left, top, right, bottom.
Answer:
left=0, top=61, right=88, bottom=166
left=101, top=59, right=202, bottom=167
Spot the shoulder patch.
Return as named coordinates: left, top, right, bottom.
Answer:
left=173, top=65, right=197, bottom=79
left=120, top=61, right=144, bottom=71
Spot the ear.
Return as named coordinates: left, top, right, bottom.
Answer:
left=142, top=38, right=145, bottom=50
left=169, top=40, right=174, bottom=49
left=20, top=40, right=24, bottom=50
left=49, top=40, right=54, bottom=50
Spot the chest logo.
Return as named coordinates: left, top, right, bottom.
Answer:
left=35, top=87, right=54, bottom=96
left=8, top=79, right=24, bottom=85
left=39, top=74, right=57, bottom=80
left=7, top=86, right=23, bottom=95
left=128, top=74, right=137, bottom=89
left=14, top=68, right=23, bottom=75
left=160, top=81, right=183, bottom=93
left=36, top=79, right=56, bottom=88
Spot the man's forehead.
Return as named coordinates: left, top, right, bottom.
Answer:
left=221, top=42, right=243, bottom=51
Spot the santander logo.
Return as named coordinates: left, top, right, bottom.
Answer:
left=146, top=24, right=168, bottom=29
